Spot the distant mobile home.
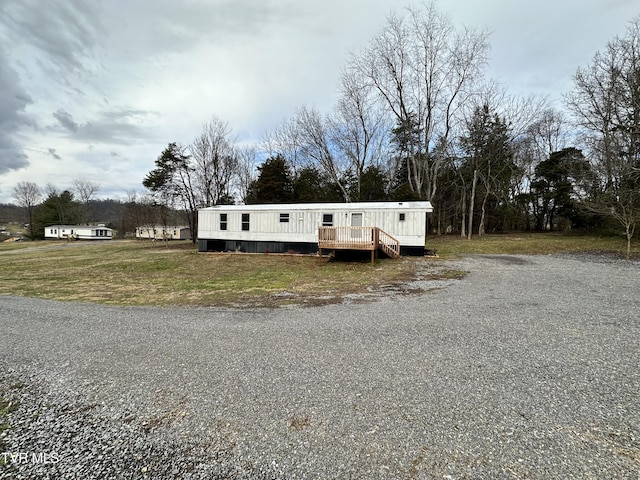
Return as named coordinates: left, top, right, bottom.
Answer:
left=136, top=226, right=191, bottom=241
left=45, top=225, right=113, bottom=240
left=197, top=202, right=433, bottom=256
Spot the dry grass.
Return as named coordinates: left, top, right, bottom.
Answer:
left=0, top=240, right=416, bottom=307
left=2, top=233, right=635, bottom=308
left=427, top=232, right=639, bottom=259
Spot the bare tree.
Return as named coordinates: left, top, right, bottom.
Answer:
left=520, top=109, right=569, bottom=166
left=13, top=181, right=42, bottom=240
left=264, top=73, right=390, bottom=203
left=236, top=145, right=258, bottom=203
left=565, top=16, right=640, bottom=257
left=330, top=68, right=391, bottom=200
left=189, top=117, right=239, bottom=206
left=72, top=177, right=100, bottom=204
left=292, top=105, right=351, bottom=201
left=123, top=190, right=143, bottom=237
left=350, top=2, right=489, bottom=200
left=262, top=117, right=305, bottom=174
left=511, top=108, right=571, bottom=227
left=471, top=84, right=550, bottom=141
left=145, top=118, right=241, bottom=245
left=584, top=159, right=639, bottom=258
left=139, top=195, right=164, bottom=245
left=44, top=183, right=58, bottom=198
left=72, top=177, right=100, bottom=223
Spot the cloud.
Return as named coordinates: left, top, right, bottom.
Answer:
left=53, top=109, right=79, bottom=132
left=53, top=108, right=159, bottom=145
left=0, top=46, right=31, bottom=174
left=0, top=0, right=102, bottom=75
left=1, top=0, right=640, bottom=205
left=115, top=1, right=298, bottom=51
left=0, top=141, right=29, bottom=174
left=48, top=148, right=61, bottom=160
left=0, top=0, right=103, bottom=177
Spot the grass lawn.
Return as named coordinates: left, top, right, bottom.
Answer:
left=426, top=232, right=639, bottom=259
left=0, top=240, right=418, bottom=307
left=0, top=233, right=636, bottom=308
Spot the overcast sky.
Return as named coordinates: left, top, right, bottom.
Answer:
left=1, top=0, right=638, bottom=204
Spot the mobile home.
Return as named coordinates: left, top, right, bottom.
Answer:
left=45, top=225, right=113, bottom=240
left=136, top=226, right=191, bottom=241
left=197, top=202, right=433, bottom=256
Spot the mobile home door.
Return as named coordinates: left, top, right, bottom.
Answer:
left=351, top=212, right=363, bottom=238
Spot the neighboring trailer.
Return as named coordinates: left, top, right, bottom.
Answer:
left=198, top=201, right=433, bottom=256
left=136, top=226, right=191, bottom=241
left=45, top=225, right=113, bottom=240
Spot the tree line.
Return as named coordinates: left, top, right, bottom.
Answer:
left=6, top=179, right=184, bottom=240
left=5, top=3, right=639, bottom=256
left=142, top=4, right=639, bottom=256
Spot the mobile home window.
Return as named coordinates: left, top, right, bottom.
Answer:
left=322, top=214, right=333, bottom=226
left=241, top=213, right=250, bottom=231
left=399, top=213, right=406, bottom=221
left=220, top=213, right=227, bottom=231
left=279, top=213, right=290, bottom=223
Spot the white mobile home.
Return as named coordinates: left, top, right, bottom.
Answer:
left=136, top=226, right=191, bottom=241
left=198, top=202, right=433, bottom=256
left=45, top=225, right=113, bottom=240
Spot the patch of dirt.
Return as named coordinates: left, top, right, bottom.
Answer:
left=264, top=258, right=468, bottom=309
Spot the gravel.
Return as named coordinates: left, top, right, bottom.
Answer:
left=0, top=253, right=639, bottom=479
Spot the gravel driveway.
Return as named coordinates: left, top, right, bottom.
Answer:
left=1, top=254, right=638, bottom=479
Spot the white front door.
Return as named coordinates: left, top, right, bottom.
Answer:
left=351, top=212, right=363, bottom=238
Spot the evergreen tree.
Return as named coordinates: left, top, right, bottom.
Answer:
left=531, top=147, right=594, bottom=230
left=357, top=165, right=388, bottom=201
left=246, top=155, right=294, bottom=204
left=460, top=104, right=515, bottom=236
left=33, top=190, right=82, bottom=239
left=293, top=166, right=343, bottom=203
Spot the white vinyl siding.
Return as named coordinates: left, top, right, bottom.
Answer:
left=198, top=202, right=432, bottom=248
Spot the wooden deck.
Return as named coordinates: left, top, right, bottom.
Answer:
left=318, top=226, right=400, bottom=264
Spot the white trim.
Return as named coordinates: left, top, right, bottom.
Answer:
left=200, top=201, right=432, bottom=213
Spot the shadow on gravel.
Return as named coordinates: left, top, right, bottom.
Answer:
left=471, top=254, right=532, bottom=265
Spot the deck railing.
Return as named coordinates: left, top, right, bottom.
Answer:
left=377, top=228, right=400, bottom=258
left=318, top=226, right=400, bottom=259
